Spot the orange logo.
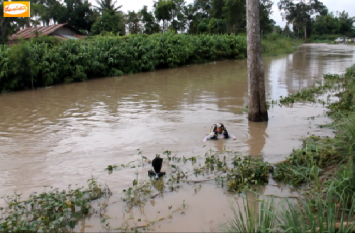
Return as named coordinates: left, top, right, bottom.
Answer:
left=3, top=1, right=30, bottom=17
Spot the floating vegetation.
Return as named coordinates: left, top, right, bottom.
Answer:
left=0, top=177, right=111, bottom=232
left=270, top=73, right=343, bottom=106
left=117, top=150, right=274, bottom=212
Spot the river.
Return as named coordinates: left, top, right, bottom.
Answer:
left=1, top=43, right=355, bottom=232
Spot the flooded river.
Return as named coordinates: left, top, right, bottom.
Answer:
left=1, top=44, right=355, bottom=232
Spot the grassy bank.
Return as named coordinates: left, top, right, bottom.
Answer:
left=227, top=64, right=355, bottom=232
left=262, top=33, right=302, bottom=56
left=0, top=32, right=299, bottom=93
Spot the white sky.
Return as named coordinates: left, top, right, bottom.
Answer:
left=91, top=0, right=355, bottom=28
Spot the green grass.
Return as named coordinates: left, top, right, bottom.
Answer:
left=226, top=188, right=355, bottom=233
left=262, top=35, right=302, bottom=57
left=226, top=193, right=277, bottom=233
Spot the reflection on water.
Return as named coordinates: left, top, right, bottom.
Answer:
left=247, top=121, right=268, bottom=156
left=0, top=44, right=355, bottom=231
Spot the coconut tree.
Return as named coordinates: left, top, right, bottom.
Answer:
left=95, top=0, right=122, bottom=13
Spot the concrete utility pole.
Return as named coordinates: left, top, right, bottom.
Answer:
left=246, top=0, right=268, bottom=122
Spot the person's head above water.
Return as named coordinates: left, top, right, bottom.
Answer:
left=203, top=123, right=236, bottom=141
left=215, top=123, right=225, bottom=134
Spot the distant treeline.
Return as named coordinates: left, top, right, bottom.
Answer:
left=0, top=32, right=247, bottom=93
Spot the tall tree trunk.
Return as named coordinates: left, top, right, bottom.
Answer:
left=246, top=0, right=268, bottom=122
left=303, top=25, right=307, bottom=41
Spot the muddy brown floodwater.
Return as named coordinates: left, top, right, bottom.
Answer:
left=1, top=44, right=355, bottom=232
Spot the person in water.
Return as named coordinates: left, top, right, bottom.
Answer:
left=203, top=123, right=236, bottom=141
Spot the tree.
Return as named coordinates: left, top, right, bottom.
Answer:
left=247, top=0, right=268, bottom=122
left=126, top=11, right=142, bottom=34
left=208, top=18, right=227, bottom=34
left=193, top=0, right=212, bottom=18
left=259, top=0, right=274, bottom=35
left=197, top=18, right=209, bottom=34
left=91, top=10, right=122, bottom=35
left=154, top=0, right=175, bottom=33
left=168, top=0, right=187, bottom=32
left=154, top=0, right=187, bottom=33
left=60, top=0, right=98, bottom=33
left=211, top=0, right=224, bottom=19
left=284, top=23, right=291, bottom=36
left=223, top=0, right=246, bottom=34
left=41, top=0, right=67, bottom=26
left=139, top=6, right=160, bottom=34
left=185, top=0, right=211, bottom=34
left=95, top=0, right=122, bottom=13
left=278, top=0, right=326, bottom=41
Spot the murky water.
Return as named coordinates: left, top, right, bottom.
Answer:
left=1, top=44, right=355, bottom=231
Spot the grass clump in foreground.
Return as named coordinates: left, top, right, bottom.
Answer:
left=0, top=177, right=111, bottom=232
left=226, top=187, right=355, bottom=233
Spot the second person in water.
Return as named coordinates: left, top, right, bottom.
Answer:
left=203, top=123, right=236, bottom=142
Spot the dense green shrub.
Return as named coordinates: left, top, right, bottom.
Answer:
left=0, top=31, right=247, bottom=92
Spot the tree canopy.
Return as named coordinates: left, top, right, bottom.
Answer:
left=0, top=0, right=354, bottom=42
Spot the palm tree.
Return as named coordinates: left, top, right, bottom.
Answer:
left=95, top=0, right=122, bottom=13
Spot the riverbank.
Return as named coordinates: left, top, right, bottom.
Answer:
left=0, top=33, right=297, bottom=93
left=227, top=64, right=355, bottom=232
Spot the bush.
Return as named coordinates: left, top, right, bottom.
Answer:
left=0, top=32, right=247, bottom=92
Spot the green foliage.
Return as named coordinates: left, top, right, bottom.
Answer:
left=0, top=177, right=110, bottom=232
left=154, top=0, right=175, bottom=23
left=279, top=189, right=355, bottom=233
left=94, top=0, right=122, bottom=12
left=127, top=11, right=143, bottom=34
left=91, top=10, right=123, bottom=35
left=30, top=35, right=62, bottom=46
left=139, top=6, right=160, bottom=34
left=226, top=195, right=277, bottom=233
left=278, top=0, right=327, bottom=40
left=270, top=72, right=341, bottom=105
left=273, top=136, right=339, bottom=186
left=0, top=32, right=247, bottom=92
left=328, top=65, right=355, bottom=115
left=226, top=189, right=355, bottom=233
left=261, top=33, right=304, bottom=57
left=312, top=11, right=355, bottom=38
left=60, top=0, right=98, bottom=33
left=225, top=156, right=273, bottom=192
left=208, top=18, right=227, bottom=34
left=197, top=18, right=209, bottom=34
left=331, top=158, right=355, bottom=207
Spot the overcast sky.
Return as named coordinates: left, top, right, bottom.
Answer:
left=91, top=0, right=355, bottom=28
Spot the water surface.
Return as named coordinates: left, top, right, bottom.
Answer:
left=1, top=43, right=355, bottom=231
